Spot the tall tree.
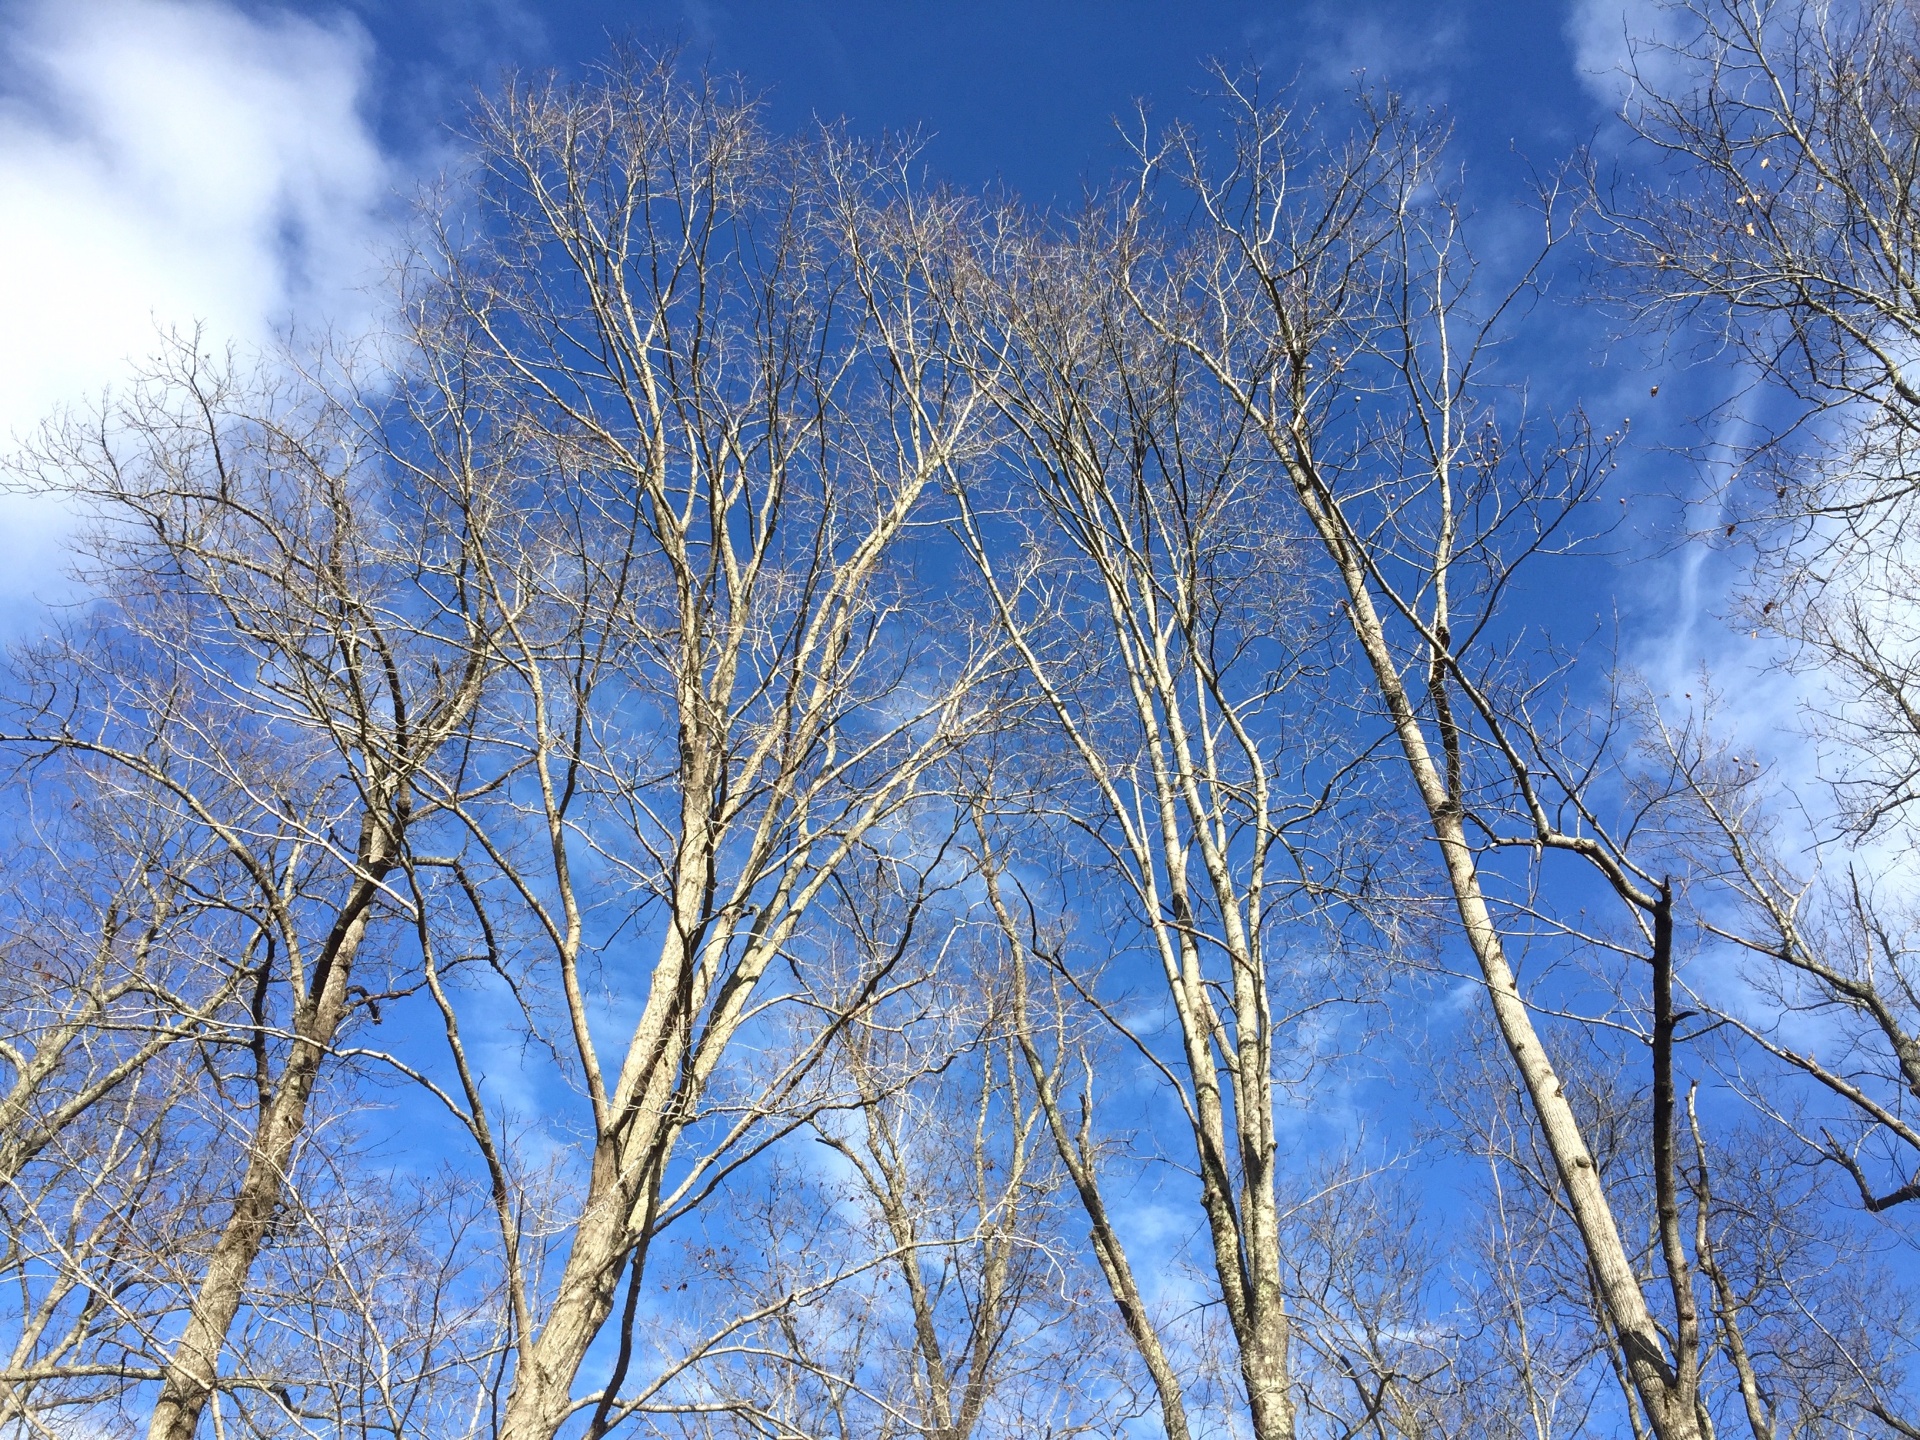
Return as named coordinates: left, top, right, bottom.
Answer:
left=944, top=205, right=1402, bottom=1440
left=409, top=59, right=1001, bottom=1438
left=6, top=341, right=503, bottom=1440
left=1124, top=77, right=1733, bottom=1440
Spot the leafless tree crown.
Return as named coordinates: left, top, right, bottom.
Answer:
left=3, top=24, right=1918, bottom=1440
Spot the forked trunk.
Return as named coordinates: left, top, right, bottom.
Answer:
left=497, top=849, right=710, bottom=1440
left=495, top=1140, right=642, bottom=1440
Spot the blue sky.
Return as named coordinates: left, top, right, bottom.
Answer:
left=0, top=0, right=1747, bottom=1152
left=339, top=0, right=1606, bottom=206
left=5, top=3, right=1886, bottom=1424
left=0, top=0, right=1645, bottom=380
left=0, top=0, right=1746, bottom=1111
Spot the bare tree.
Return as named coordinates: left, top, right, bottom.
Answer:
left=942, top=195, right=1411, bottom=1440
left=5, top=337, right=503, bottom=1440
left=395, top=57, right=1002, bottom=1439
left=1111, top=73, right=1776, bottom=1440
left=1595, top=0, right=1920, bottom=787
left=635, top=877, right=1121, bottom=1440
left=1440, top=976, right=1920, bottom=1440
left=0, top=754, right=245, bottom=1429
left=813, top=928, right=1104, bottom=1440
left=0, top=764, right=247, bottom=1196
left=983, top=844, right=1202, bottom=1440
left=14, top=24, right=1920, bottom=1440
left=209, top=1157, right=509, bottom=1440
left=1620, top=690, right=1920, bottom=1232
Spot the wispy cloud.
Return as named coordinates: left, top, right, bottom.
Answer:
left=1249, top=0, right=1466, bottom=102
left=1564, top=0, right=1699, bottom=109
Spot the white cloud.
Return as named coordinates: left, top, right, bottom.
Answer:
left=0, top=0, right=395, bottom=610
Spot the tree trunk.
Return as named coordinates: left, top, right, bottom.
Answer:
left=1292, top=471, right=1704, bottom=1440
left=495, top=868, right=707, bottom=1440
left=1238, top=1176, right=1295, bottom=1440
left=495, top=1139, right=642, bottom=1440
left=146, top=858, right=388, bottom=1440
